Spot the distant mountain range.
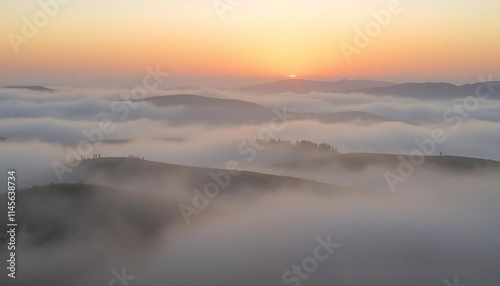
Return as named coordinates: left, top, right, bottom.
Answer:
left=240, top=79, right=500, bottom=100
left=6, top=80, right=500, bottom=100
left=354, top=82, right=500, bottom=100
left=240, top=79, right=394, bottom=93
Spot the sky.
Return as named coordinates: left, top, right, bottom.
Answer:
left=1, top=0, right=500, bottom=86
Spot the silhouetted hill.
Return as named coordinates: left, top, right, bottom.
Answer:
left=240, top=79, right=394, bottom=93
left=3, top=85, right=54, bottom=92
left=354, top=82, right=500, bottom=100
left=239, top=79, right=500, bottom=100
left=141, top=94, right=264, bottom=109
left=73, top=138, right=185, bottom=145
left=139, top=94, right=397, bottom=124
left=274, top=152, right=500, bottom=172
left=67, top=157, right=345, bottom=195
left=0, top=183, right=173, bottom=246
left=298, top=110, right=391, bottom=123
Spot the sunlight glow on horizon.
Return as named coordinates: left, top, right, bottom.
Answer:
left=1, top=0, right=500, bottom=85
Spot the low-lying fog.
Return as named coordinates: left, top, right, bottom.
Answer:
left=1, top=86, right=499, bottom=285
left=1, top=175, right=499, bottom=285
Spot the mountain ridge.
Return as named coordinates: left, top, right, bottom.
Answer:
left=239, top=79, right=500, bottom=100
left=239, top=79, right=394, bottom=93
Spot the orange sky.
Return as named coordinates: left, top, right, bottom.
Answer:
left=1, top=0, right=499, bottom=85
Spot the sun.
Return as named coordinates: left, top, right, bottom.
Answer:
left=289, top=75, right=296, bottom=78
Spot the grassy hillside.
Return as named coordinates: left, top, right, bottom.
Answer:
left=69, top=157, right=345, bottom=194
left=274, top=152, right=500, bottom=172
left=0, top=184, right=172, bottom=246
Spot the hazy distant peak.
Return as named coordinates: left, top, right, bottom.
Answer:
left=138, top=93, right=265, bottom=109
left=3, top=85, right=54, bottom=92
left=354, top=81, right=500, bottom=99
left=239, top=78, right=395, bottom=93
